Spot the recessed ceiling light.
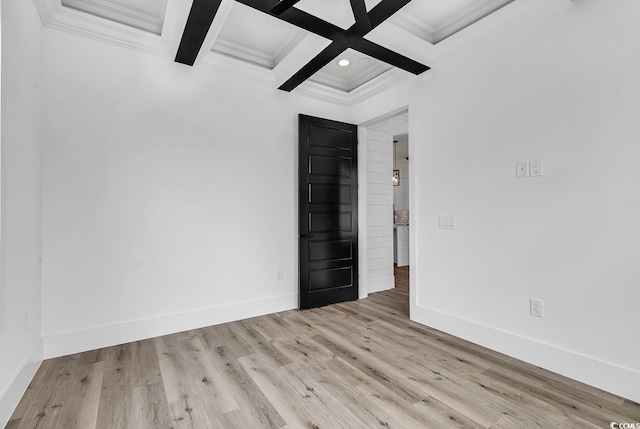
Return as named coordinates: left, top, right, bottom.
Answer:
left=337, top=58, right=350, bottom=67
left=359, top=57, right=371, bottom=65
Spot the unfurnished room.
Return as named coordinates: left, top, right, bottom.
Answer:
left=1, top=0, right=639, bottom=427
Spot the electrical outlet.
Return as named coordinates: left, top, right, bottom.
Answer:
left=530, top=298, right=544, bottom=318
left=530, top=160, right=543, bottom=177
left=276, top=269, right=284, bottom=281
left=516, top=162, right=528, bottom=178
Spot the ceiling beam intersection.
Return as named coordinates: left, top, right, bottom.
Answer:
left=175, top=0, right=430, bottom=91
left=270, top=0, right=301, bottom=15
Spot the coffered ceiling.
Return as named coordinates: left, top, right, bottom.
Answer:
left=33, top=0, right=562, bottom=105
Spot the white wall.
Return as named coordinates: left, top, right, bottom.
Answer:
left=8, top=0, right=639, bottom=421
left=40, top=29, right=355, bottom=358
left=361, top=0, right=640, bottom=402
left=0, top=0, right=44, bottom=425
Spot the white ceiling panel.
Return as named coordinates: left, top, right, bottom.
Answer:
left=293, top=0, right=386, bottom=30
left=61, top=0, right=168, bottom=34
left=294, top=0, right=355, bottom=30
left=390, top=0, right=516, bottom=44
left=364, top=0, right=385, bottom=12
left=308, top=48, right=393, bottom=92
left=212, top=2, right=308, bottom=69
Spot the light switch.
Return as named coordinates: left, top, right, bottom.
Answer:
left=439, top=216, right=456, bottom=230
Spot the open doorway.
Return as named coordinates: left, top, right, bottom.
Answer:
left=359, top=109, right=410, bottom=316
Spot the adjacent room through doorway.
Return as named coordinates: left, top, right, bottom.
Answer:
left=392, top=132, right=410, bottom=317
left=361, top=109, right=410, bottom=317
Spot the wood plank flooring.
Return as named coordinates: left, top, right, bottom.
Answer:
left=8, top=266, right=640, bottom=428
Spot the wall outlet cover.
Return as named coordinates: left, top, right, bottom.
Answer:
left=530, top=298, right=544, bottom=317
left=530, top=160, right=543, bottom=177
left=516, top=162, right=529, bottom=178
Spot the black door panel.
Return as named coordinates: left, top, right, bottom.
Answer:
left=299, top=115, right=358, bottom=309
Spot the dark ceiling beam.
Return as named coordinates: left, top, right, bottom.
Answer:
left=270, top=0, right=301, bottom=15
left=236, top=0, right=344, bottom=40
left=175, top=0, right=224, bottom=66
left=279, top=41, right=347, bottom=92
left=349, top=37, right=428, bottom=75
left=349, top=0, right=371, bottom=35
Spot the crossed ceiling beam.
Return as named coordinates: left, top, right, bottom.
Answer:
left=270, top=0, right=300, bottom=15
left=175, top=0, right=430, bottom=92
left=175, top=0, right=224, bottom=66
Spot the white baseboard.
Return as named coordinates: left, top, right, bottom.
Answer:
left=411, top=304, right=640, bottom=404
left=369, top=276, right=394, bottom=294
left=43, top=293, right=298, bottom=359
left=0, top=340, right=43, bottom=428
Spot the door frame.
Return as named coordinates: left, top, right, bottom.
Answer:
left=357, top=106, right=409, bottom=299
left=292, top=106, right=410, bottom=306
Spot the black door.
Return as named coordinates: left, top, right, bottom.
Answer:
left=299, top=114, right=358, bottom=310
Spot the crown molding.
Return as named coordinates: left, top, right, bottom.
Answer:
left=34, top=0, right=169, bottom=58
left=308, top=72, right=351, bottom=92
left=310, top=62, right=393, bottom=93
left=198, top=51, right=275, bottom=87
left=33, top=0, right=61, bottom=24
left=295, top=68, right=410, bottom=106
left=433, top=0, right=501, bottom=41
left=391, top=12, right=437, bottom=44
left=212, top=39, right=275, bottom=68
left=348, top=68, right=410, bottom=105
left=292, top=80, right=351, bottom=105
left=63, top=0, right=165, bottom=27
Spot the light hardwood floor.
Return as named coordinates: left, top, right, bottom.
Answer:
left=8, top=266, right=640, bottom=428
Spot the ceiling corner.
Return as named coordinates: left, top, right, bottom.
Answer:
left=33, top=0, right=62, bottom=25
